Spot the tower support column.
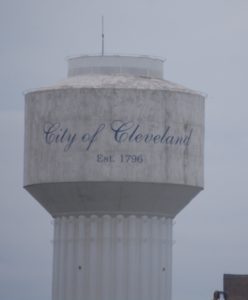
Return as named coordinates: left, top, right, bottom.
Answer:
left=52, top=214, right=173, bottom=300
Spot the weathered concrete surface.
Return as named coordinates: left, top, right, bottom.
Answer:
left=24, top=84, right=204, bottom=217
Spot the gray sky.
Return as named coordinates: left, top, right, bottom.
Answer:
left=1, top=0, right=248, bottom=299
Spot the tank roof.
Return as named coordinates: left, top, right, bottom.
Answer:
left=56, top=75, right=201, bottom=95
left=25, top=55, right=205, bottom=97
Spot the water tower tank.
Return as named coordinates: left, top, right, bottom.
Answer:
left=24, top=55, right=205, bottom=300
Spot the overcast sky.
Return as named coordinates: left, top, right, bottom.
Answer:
left=1, top=0, right=248, bottom=299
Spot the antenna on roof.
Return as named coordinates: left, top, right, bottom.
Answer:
left=101, top=16, right=104, bottom=56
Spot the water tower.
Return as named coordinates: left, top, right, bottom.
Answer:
left=24, top=55, right=205, bottom=300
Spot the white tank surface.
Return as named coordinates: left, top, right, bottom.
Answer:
left=24, top=55, right=205, bottom=218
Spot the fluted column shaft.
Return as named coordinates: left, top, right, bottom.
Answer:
left=52, top=215, right=173, bottom=300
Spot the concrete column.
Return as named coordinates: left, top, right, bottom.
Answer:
left=52, top=215, right=173, bottom=300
